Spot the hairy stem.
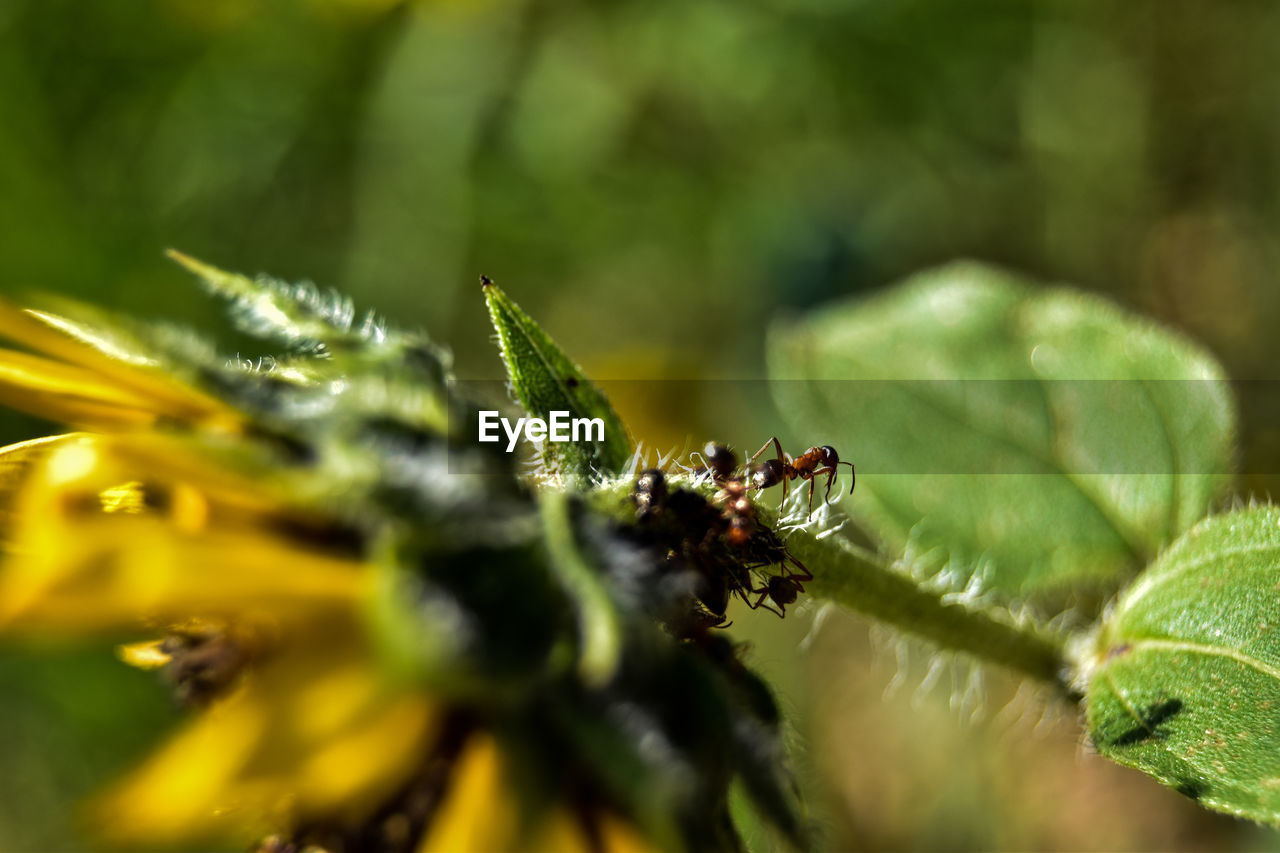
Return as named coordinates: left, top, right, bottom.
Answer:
left=779, top=522, right=1074, bottom=696
left=591, top=476, right=1076, bottom=697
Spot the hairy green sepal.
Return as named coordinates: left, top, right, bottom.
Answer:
left=483, top=280, right=632, bottom=484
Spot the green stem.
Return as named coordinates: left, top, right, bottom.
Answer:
left=591, top=478, right=1075, bottom=696
left=781, top=524, right=1074, bottom=695
left=540, top=489, right=622, bottom=687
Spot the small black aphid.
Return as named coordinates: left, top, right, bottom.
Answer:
left=702, top=441, right=738, bottom=483
left=634, top=468, right=667, bottom=519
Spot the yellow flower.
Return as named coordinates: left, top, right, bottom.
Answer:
left=0, top=297, right=241, bottom=434
left=0, top=295, right=662, bottom=852
left=419, top=733, right=654, bottom=853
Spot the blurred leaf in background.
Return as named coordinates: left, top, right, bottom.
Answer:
left=768, top=261, right=1235, bottom=614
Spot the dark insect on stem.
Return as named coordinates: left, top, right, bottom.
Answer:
left=749, top=437, right=855, bottom=515
left=750, top=562, right=813, bottom=618
left=698, top=443, right=755, bottom=546
left=698, top=443, right=815, bottom=618
left=633, top=468, right=668, bottom=520
left=700, top=441, right=738, bottom=484
left=627, top=444, right=819, bottom=632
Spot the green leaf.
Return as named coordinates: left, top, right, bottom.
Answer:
left=482, top=279, right=632, bottom=483
left=767, top=261, right=1235, bottom=610
left=167, top=250, right=369, bottom=349
left=1086, top=506, right=1280, bottom=823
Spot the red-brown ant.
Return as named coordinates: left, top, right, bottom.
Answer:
left=749, top=438, right=855, bottom=514
left=628, top=444, right=821, bottom=630
left=698, top=443, right=813, bottom=614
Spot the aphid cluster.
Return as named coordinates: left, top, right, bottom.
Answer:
left=627, top=439, right=847, bottom=632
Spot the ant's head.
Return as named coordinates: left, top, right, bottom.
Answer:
left=821, top=445, right=856, bottom=494
left=702, top=442, right=737, bottom=482
left=751, top=458, right=786, bottom=490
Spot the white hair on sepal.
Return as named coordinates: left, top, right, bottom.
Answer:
left=621, top=442, right=648, bottom=480
left=657, top=445, right=681, bottom=469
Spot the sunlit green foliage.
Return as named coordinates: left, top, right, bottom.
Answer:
left=1089, top=507, right=1280, bottom=824
left=769, top=262, right=1235, bottom=613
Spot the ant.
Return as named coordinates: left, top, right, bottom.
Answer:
left=749, top=437, right=855, bottom=514
left=696, top=443, right=755, bottom=546
left=698, top=443, right=813, bottom=615
left=630, top=446, right=818, bottom=628
left=752, top=564, right=812, bottom=618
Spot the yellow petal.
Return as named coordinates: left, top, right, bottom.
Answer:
left=296, top=694, right=437, bottom=813
left=92, top=434, right=291, bottom=521
left=526, top=808, right=596, bottom=853
left=94, top=646, right=438, bottom=844
left=98, top=479, right=146, bottom=513
left=416, top=734, right=516, bottom=853
left=416, top=734, right=620, bottom=853
left=0, top=434, right=84, bottom=538
left=0, top=519, right=368, bottom=631
left=0, top=347, right=160, bottom=428
left=0, top=435, right=368, bottom=634
left=117, top=639, right=172, bottom=670
left=597, top=814, right=662, bottom=853
left=0, top=299, right=241, bottom=432
left=93, top=681, right=272, bottom=842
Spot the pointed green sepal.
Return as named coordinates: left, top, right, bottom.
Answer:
left=482, top=278, right=632, bottom=483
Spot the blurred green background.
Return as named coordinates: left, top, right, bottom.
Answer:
left=2, top=0, right=1280, bottom=849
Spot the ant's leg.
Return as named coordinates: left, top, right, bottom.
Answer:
left=750, top=590, right=785, bottom=617
left=808, top=466, right=838, bottom=503
left=807, top=478, right=817, bottom=515
left=731, top=572, right=767, bottom=606
left=750, top=436, right=787, bottom=464
left=786, top=556, right=813, bottom=583
left=846, top=461, right=856, bottom=494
